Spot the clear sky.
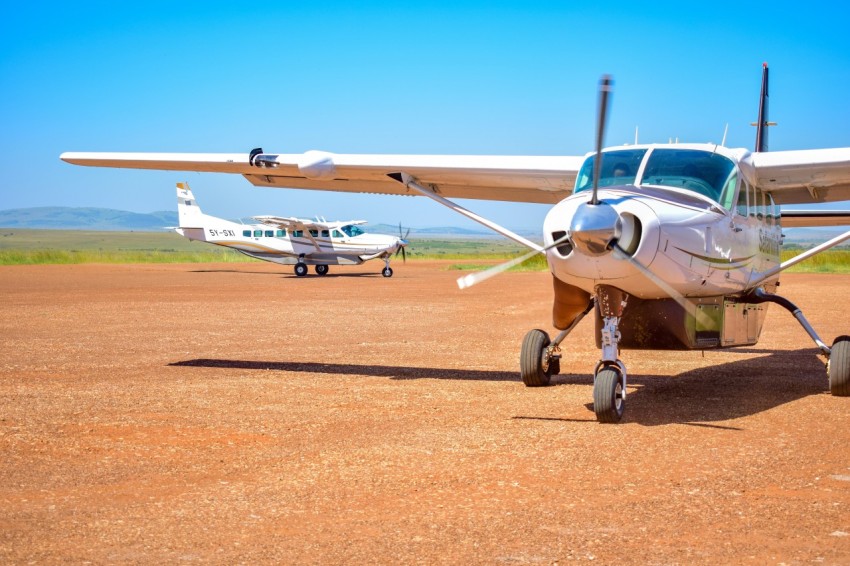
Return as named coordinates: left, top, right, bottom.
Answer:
left=2, top=1, right=850, bottom=232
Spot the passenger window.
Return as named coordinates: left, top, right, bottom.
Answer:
left=755, top=189, right=765, bottom=220
left=332, top=230, right=344, bottom=238
left=321, top=230, right=329, bottom=237
left=253, top=230, right=263, bottom=237
left=766, top=193, right=776, bottom=226
left=292, top=230, right=303, bottom=238
left=309, top=230, right=319, bottom=237
left=276, top=229, right=286, bottom=237
left=264, top=230, right=274, bottom=237
left=242, top=230, right=251, bottom=237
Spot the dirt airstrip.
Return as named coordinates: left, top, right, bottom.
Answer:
left=2, top=261, right=850, bottom=564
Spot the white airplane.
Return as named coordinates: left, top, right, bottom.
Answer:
left=61, top=64, right=850, bottom=422
left=173, top=182, right=408, bottom=277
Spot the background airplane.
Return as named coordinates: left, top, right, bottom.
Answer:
left=173, top=182, right=408, bottom=277
left=61, top=65, right=850, bottom=422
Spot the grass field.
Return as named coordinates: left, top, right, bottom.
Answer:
left=0, top=228, right=848, bottom=273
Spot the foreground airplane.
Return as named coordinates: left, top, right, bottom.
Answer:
left=62, top=64, right=850, bottom=422
left=173, top=182, right=408, bottom=277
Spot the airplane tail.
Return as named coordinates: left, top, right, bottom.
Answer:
left=176, top=182, right=204, bottom=228
left=754, top=63, right=770, bottom=152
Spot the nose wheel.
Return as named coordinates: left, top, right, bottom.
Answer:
left=593, top=364, right=625, bottom=423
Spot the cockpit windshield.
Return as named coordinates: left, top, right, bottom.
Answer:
left=574, top=149, right=647, bottom=193
left=640, top=149, right=735, bottom=203
left=340, top=224, right=365, bottom=237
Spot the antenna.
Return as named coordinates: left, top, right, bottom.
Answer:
left=721, top=123, right=729, bottom=147
left=634, top=126, right=639, bottom=145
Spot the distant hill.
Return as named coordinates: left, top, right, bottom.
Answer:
left=0, top=207, right=538, bottom=237
left=0, top=207, right=178, bottom=231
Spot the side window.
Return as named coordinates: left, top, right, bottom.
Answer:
left=276, top=229, right=286, bottom=237
left=292, top=230, right=303, bottom=238
left=720, top=171, right=737, bottom=210
left=242, top=230, right=251, bottom=237
left=736, top=180, right=749, bottom=217
left=332, top=230, right=344, bottom=238
left=321, top=230, right=330, bottom=238
left=253, top=229, right=263, bottom=237
left=309, top=230, right=319, bottom=237
left=264, top=230, right=274, bottom=237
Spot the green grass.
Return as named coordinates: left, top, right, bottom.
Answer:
left=2, top=228, right=850, bottom=273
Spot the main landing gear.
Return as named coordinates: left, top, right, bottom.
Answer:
left=747, top=288, right=850, bottom=397
left=520, top=285, right=850, bottom=424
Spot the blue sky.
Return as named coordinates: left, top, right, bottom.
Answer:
left=2, top=1, right=850, bottom=232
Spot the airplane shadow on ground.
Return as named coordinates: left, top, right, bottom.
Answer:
left=188, top=268, right=382, bottom=278
left=170, top=348, right=829, bottom=426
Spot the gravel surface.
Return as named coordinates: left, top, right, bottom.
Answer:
left=2, top=262, right=849, bottom=563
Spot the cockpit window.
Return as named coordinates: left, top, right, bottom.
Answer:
left=640, top=149, right=736, bottom=203
left=340, top=225, right=365, bottom=237
left=574, top=149, right=647, bottom=193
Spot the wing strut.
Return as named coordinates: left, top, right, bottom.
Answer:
left=387, top=172, right=543, bottom=252
left=750, top=227, right=850, bottom=287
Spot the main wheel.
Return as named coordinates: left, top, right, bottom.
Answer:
left=315, top=264, right=329, bottom=276
left=593, top=366, right=624, bottom=423
left=829, top=335, right=850, bottom=396
left=382, top=266, right=393, bottom=277
left=520, top=329, right=551, bottom=386
left=294, top=263, right=308, bottom=277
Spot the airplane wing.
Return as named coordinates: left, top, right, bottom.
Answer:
left=746, top=148, right=850, bottom=205
left=779, top=210, right=850, bottom=227
left=60, top=150, right=584, bottom=204
left=252, top=216, right=367, bottom=230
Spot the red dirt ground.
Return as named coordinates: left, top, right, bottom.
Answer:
left=2, top=261, right=850, bottom=563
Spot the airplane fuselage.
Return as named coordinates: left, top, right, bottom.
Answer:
left=542, top=144, right=782, bottom=350
left=178, top=217, right=401, bottom=266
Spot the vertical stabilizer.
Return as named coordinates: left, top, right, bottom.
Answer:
left=176, top=182, right=204, bottom=228
left=754, top=63, right=771, bottom=152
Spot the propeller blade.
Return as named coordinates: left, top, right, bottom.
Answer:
left=457, top=248, right=541, bottom=290
left=401, top=246, right=406, bottom=263
left=456, top=234, right=570, bottom=289
left=611, top=243, right=712, bottom=328
left=590, top=75, right=613, bottom=206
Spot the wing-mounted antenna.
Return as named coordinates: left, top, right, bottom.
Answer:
left=752, top=63, right=776, bottom=152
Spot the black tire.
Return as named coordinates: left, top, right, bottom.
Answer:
left=315, top=264, right=329, bottom=276
left=382, top=267, right=393, bottom=278
left=829, top=335, right=850, bottom=396
left=294, top=263, right=308, bottom=277
left=520, top=329, right=551, bottom=386
left=593, top=366, right=624, bottom=423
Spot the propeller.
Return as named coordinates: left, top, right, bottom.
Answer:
left=395, top=222, right=410, bottom=262
left=590, top=75, right=613, bottom=206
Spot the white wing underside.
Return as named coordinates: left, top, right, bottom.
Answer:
left=252, top=216, right=367, bottom=230
left=61, top=146, right=850, bottom=205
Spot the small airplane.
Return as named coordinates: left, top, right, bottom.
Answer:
left=172, top=182, right=408, bottom=277
left=61, top=64, right=850, bottom=422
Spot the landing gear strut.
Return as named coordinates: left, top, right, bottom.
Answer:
left=519, top=300, right=594, bottom=387
left=746, top=287, right=850, bottom=397
left=382, top=257, right=393, bottom=278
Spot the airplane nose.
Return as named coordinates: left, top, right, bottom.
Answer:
left=569, top=202, right=622, bottom=256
